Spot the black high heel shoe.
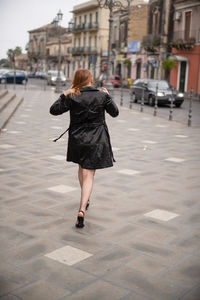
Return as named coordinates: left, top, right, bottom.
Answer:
left=86, top=200, right=90, bottom=210
left=75, top=210, right=85, bottom=228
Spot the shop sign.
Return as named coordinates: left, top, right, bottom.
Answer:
left=128, top=41, right=141, bottom=53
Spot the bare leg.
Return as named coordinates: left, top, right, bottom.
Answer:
left=78, top=165, right=95, bottom=213
left=78, top=165, right=83, bottom=188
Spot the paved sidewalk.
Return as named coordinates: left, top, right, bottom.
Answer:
left=0, top=89, right=200, bottom=300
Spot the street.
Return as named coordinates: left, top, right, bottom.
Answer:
left=1, top=78, right=200, bottom=127
left=0, top=86, right=200, bottom=299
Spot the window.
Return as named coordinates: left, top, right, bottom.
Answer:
left=120, top=24, right=125, bottom=43
left=95, top=12, right=98, bottom=23
left=84, top=14, right=87, bottom=24
left=79, top=16, right=82, bottom=25
left=184, top=11, right=191, bottom=41
left=83, top=36, right=86, bottom=47
left=89, top=13, right=92, bottom=24
left=152, top=6, right=160, bottom=35
left=89, top=36, right=92, bottom=48
left=78, top=37, right=81, bottom=47
left=74, top=17, right=77, bottom=26
left=74, top=38, right=76, bottom=47
left=94, top=36, right=97, bottom=48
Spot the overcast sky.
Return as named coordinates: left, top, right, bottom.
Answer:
left=0, top=0, right=149, bottom=59
left=0, top=0, right=86, bottom=59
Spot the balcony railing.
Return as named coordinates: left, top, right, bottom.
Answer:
left=173, top=30, right=198, bottom=43
left=72, top=46, right=98, bottom=54
left=72, top=23, right=99, bottom=32
left=142, top=34, right=161, bottom=52
left=170, top=30, right=198, bottom=50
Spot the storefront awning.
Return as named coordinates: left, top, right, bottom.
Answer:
left=170, top=55, right=188, bottom=62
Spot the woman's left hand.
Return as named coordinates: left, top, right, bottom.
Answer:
left=65, top=88, right=75, bottom=97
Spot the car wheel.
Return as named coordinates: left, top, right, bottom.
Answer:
left=148, top=96, right=154, bottom=106
left=175, top=103, right=182, bottom=108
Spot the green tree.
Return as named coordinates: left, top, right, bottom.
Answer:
left=7, top=46, right=22, bottom=62
left=0, top=58, right=11, bottom=68
left=162, top=58, right=176, bottom=81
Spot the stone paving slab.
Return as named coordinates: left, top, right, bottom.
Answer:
left=0, top=89, right=200, bottom=300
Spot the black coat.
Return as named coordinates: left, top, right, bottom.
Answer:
left=50, top=86, right=119, bottom=169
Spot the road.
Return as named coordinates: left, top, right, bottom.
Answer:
left=1, top=78, right=200, bottom=126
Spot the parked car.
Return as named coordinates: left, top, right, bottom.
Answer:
left=95, top=74, right=121, bottom=87
left=0, top=70, right=28, bottom=84
left=27, top=71, right=36, bottom=78
left=35, top=71, right=47, bottom=79
left=47, top=70, right=67, bottom=85
left=130, top=79, right=184, bottom=107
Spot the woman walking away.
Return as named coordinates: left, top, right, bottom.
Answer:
left=50, top=69, right=119, bottom=228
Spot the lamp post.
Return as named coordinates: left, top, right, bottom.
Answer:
left=52, top=10, right=63, bottom=93
left=97, top=0, right=131, bottom=93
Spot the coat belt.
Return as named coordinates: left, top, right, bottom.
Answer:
left=52, top=121, right=116, bottom=162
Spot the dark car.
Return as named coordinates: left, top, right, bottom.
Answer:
left=130, top=79, right=184, bottom=107
left=0, top=70, right=28, bottom=84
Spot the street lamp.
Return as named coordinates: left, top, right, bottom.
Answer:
left=97, top=0, right=131, bottom=93
left=52, top=9, right=63, bottom=93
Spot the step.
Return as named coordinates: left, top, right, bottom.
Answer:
left=0, top=92, right=16, bottom=113
left=0, top=95, right=24, bottom=130
left=0, top=89, right=8, bottom=99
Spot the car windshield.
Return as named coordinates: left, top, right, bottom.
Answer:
left=148, top=81, right=169, bottom=89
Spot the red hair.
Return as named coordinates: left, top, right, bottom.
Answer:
left=71, top=69, right=93, bottom=95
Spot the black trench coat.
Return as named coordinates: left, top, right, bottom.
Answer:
left=49, top=86, right=119, bottom=170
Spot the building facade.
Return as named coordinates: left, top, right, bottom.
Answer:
left=111, top=1, right=148, bottom=81
left=142, top=0, right=174, bottom=80
left=70, top=0, right=109, bottom=79
left=28, top=24, right=71, bottom=75
left=170, top=0, right=200, bottom=94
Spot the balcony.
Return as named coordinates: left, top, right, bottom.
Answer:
left=72, top=22, right=99, bottom=32
left=170, top=30, right=198, bottom=50
left=142, top=34, right=161, bottom=52
left=72, top=46, right=98, bottom=55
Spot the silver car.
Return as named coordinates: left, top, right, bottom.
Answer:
left=47, top=70, right=66, bottom=86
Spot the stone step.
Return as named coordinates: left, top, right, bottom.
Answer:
left=0, top=95, right=24, bottom=130
left=0, top=92, right=16, bottom=113
left=0, top=89, right=8, bottom=99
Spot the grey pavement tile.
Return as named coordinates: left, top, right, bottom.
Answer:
left=0, top=239, right=64, bottom=266
left=168, top=229, right=200, bottom=252
left=60, top=280, right=129, bottom=300
left=76, top=245, right=139, bottom=276
left=0, top=294, right=22, bottom=300
left=104, top=266, right=187, bottom=300
left=8, top=204, right=58, bottom=220
left=95, top=223, right=147, bottom=243
left=161, top=255, right=200, bottom=288
left=180, top=285, right=200, bottom=300
left=47, top=230, right=111, bottom=253
left=120, top=238, right=189, bottom=264
left=0, top=268, right=37, bottom=297
left=12, top=280, right=69, bottom=300
left=19, top=256, right=95, bottom=292
left=121, top=292, right=152, bottom=300
left=134, top=228, right=176, bottom=245
left=127, top=255, right=169, bottom=276
left=0, top=225, right=36, bottom=247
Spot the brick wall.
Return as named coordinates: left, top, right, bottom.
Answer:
left=128, top=4, right=148, bottom=43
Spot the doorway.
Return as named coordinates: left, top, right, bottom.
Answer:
left=179, top=61, right=187, bottom=92
left=136, top=62, right=141, bottom=79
